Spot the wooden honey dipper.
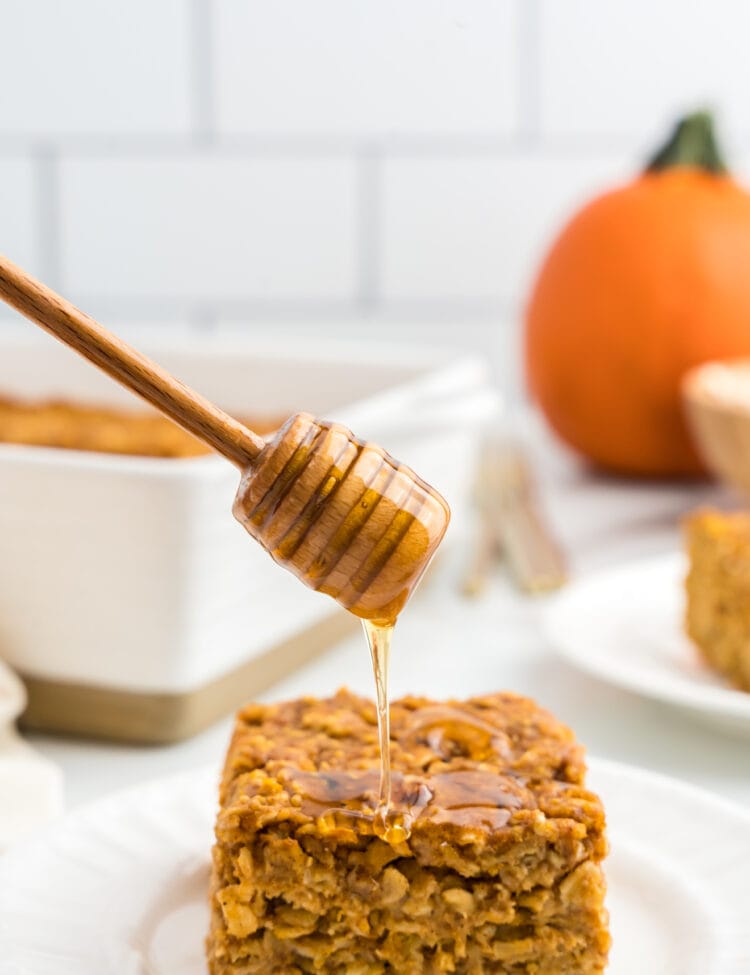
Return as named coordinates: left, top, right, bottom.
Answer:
left=0, top=256, right=450, bottom=623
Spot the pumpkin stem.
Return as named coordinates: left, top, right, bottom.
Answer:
left=645, top=111, right=727, bottom=175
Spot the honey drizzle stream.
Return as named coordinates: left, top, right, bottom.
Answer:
left=363, top=619, right=406, bottom=843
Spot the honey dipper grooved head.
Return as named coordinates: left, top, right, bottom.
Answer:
left=232, top=413, right=450, bottom=622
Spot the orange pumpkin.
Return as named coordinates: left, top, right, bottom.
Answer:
left=525, top=112, right=750, bottom=477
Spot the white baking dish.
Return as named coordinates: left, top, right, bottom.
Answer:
left=0, top=333, right=496, bottom=740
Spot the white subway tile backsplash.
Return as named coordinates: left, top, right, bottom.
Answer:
left=0, top=158, right=37, bottom=319
left=3, top=0, right=750, bottom=363
left=59, top=156, right=358, bottom=301
left=0, top=1, right=191, bottom=136
left=215, top=0, right=519, bottom=137
left=0, top=159, right=36, bottom=268
left=381, top=154, right=629, bottom=305
left=539, top=0, right=750, bottom=147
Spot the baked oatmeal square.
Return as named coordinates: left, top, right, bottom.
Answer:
left=208, top=689, right=609, bottom=975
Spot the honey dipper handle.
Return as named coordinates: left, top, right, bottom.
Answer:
left=0, top=255, right=266, bottom=467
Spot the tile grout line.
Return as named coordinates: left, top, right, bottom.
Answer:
left=0, top=132, right=716, bottom=157
left=189, top=0, right=215, bottom=145
left=32, top=145, right=62, bottom=288
left=67, top=296, right=515, bottom=322
left=516, top=0, right=541, bottom=147
left=176, top=0, right=215, bottom=323
left=355, top=146, right=382, bottom=313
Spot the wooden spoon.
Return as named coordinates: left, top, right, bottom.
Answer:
left=0, top=255, right=450, bottom=623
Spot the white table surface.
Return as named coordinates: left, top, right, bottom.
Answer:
left=27, top=422, right=750, bottom=816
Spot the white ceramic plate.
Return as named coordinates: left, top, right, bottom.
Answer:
left=0, top=759, right=749, bottom=975
left=543, top=553, right=750, bottom=735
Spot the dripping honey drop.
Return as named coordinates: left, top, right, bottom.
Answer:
left=362, top=619, right=410, bottom=844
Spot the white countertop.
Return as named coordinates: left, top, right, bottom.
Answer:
left=27, top=421, right=750, bottom=815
